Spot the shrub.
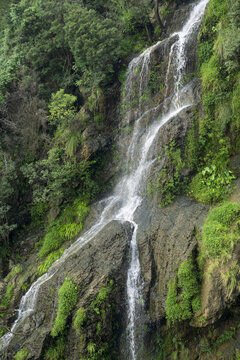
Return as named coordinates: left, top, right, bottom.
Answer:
left=166, top=257, right=201, bottom=322
left=188, top=165, right=235, bottom=204
left=90, top=280, right=114, bottom=315
left=166, top=278, right=180, bottom=321
left=232, top=81, right=240, bottom=130
left=13, top=348, right=28, bottom=360
left=51, top=277, right=78, bottom=337
left=0, top=283, right=14, bottom=309
left=178, top=258, right=201, bottom=319
left=201, top=202, right=240, bottom=261
left=38, top=249, right=64, bottom=276
left=39, top=199, right=89, bottom=258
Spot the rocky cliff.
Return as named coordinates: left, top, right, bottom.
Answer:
left=0, top=0, right=240, bottom=359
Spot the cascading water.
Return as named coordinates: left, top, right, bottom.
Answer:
left=0, top=0, right=210, bottom=358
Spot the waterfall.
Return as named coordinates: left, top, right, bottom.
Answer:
left=0, top=0, right=210, bottom=358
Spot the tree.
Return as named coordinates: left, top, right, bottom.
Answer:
left=0, top=149, right=17, bottom=254
left=153, top=0, right=164, bottom=30
left=64, top=4, right=121, bottom=90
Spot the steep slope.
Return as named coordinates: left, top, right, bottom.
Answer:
left=0, top=0, right=239, bottom=359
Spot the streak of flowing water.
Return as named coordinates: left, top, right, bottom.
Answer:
left=0, top=0, right=210, bottom=358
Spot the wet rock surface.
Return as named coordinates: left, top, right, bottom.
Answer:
left=2, top=220, right=131, bottom=359
left=136, top=196, right=208, bottom=321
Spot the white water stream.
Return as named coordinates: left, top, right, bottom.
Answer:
left=0, top=0, right=210, bottom=358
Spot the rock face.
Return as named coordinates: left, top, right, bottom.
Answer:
left=136, top=196, right=208, bottom=322
left=2, top=220, right=131, bottom=359
left=200, top=245, right=240, bottom=325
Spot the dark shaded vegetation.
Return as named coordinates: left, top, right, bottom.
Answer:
left=151, top=0, right=240, bottom=207
left=188, top=0, right=240, bottom=203
left=0, top=0, right=189, bottom=268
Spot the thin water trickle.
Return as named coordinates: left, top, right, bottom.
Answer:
left=0, top=0, right=210, bottom=357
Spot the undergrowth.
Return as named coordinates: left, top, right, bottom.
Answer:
left=166, top=256, right=201, bottom=322
left=38, top=248, right=65, bottom=276
left=13, top=348, right=29, bottom=360
left=188, top=0, right=240, bottom=204
left=200, top=202, right=240, bottom=261
left=39, top=198, right=89, bottom=258
left=51, top=277, right=78, bottom=337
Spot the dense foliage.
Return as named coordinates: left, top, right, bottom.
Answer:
left=188, top=0, right=240, bottom=203
left=201, top=202, right=240, bottom=260
left=151, top=0, right=240, bottom=207
left=0, top=0, right=179, bottom=267
left=51, top=277, right=78, bottom=337
left=166, top=257, right=201, bottom=322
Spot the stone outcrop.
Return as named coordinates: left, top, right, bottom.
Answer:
left=136, top=196, right=208, bottom=322
left=2, top=220, right=131, bottom=359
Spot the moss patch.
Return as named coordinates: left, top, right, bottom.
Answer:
left=39, top=199, right=89, bottom=258
left=201, top=202, right=240, bottom=261
left=51, top=277, right=78, bottom=337
left=166, top=256, right=201, bottom=322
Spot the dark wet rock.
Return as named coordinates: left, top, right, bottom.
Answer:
left=3, top=220, right=131, bottom=359
left=135, top=196, right=208, bottom=321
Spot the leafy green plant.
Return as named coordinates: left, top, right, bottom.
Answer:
left=215, top=330, right=235, bottom=348
left=0, top=283, right=14, bottom=310
left=148, top=142, right=186, bottom=207
left=73, top=307, right=87, bottom=334
left=0, top=327, right=7, bottom=337
left=38, top=248, right=64, bottom=276
left=200, top=202, right=240, bottom=261
left=13, top=348, right=28, bottom=360
left=87, top=342, right=96, bottom=355
left=39, top=199, right=89, bottom=258
left=166, top=257, right=201, bottom=322
left=51, top=277, right=78, bottom=337
left=189, top=164, right=235, bottom=204
left=90, top=280, right=114, bottom=314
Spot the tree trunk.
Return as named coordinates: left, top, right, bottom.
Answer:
left=145, top=24, right=154, bottom=43
left=154, top=0, right=164, bottom=30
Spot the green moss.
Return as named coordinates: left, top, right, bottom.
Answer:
left=177, top=259, right=201, bottom=319
left=13, top=348, right=28, bottom=360
left=51, top=277, right=78, bottom=337
left=0, top=327, right=7, bottom=337
left=74, top=280, right=115, bottom=359
left=166, top=257, right=201, bottom=323
left=90, top=280, right=114, bottom=315
left=201, top=54, right=221, bottom=91
left=39, top=198, right=89, bottom=258
left=73, top=307, right=86, bottom=334
left=5, top=264, right=23, bottom=282
left=0, top=283, right=14, bottom=310
left=166, top=278, right=180, bottom=321
left=201, top=202, right=240, bottom=261
left=38, top=248, right=64, bottom=276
